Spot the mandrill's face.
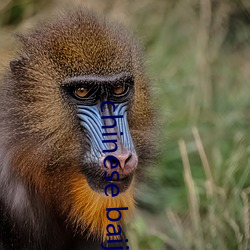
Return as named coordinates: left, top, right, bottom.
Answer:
left=62, top=72, right=138, bottom=194
left=5, top=10, right=154, bottom=238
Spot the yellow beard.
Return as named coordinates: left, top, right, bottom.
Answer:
left=67, top=174, right=135, bottom=240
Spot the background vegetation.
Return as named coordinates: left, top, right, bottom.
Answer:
left=0, top=0, right=250, bottom=249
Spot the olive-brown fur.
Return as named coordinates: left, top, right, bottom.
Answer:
left=0, top=9, right=154, bottom=250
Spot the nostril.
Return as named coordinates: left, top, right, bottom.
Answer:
left=125, top=153, right=132, bottom=165
left=100, top=155, right=120, bottom=169
left=111, top=158, right=118, bottom=167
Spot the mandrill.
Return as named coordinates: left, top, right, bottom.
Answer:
left=0, top=9, right=153, bottom=250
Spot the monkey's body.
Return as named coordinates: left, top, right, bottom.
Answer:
left=0, top=10, right=153, bottom=250
left=0, top=199, right=99, bottom=250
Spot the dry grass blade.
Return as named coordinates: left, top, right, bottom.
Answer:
left=241, top=191, right=250, bottom=250
left=178, top=139, right=203, bottom=249
left=192, top=126, right=214, bottom=195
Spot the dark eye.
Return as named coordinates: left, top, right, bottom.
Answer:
left=113, top=84, right=126, bottom=96
left=74, top=87, right=89, bottom=98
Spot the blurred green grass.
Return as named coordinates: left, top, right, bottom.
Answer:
left=1, top=0, right=250, bottom=249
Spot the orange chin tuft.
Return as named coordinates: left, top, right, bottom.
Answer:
left=67, top=174, right=135, bottom=240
